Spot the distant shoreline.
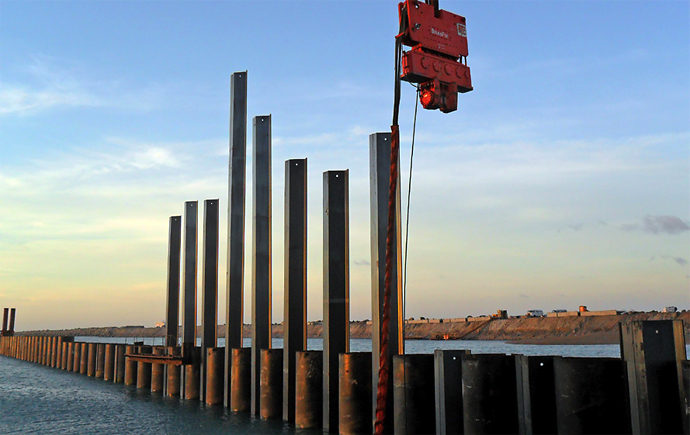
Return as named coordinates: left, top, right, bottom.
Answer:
left=17, top=311, right=688, bottom=345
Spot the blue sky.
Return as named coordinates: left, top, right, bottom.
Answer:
left=1, top=0, right=688, bottom=330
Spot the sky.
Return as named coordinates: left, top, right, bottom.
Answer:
left=0, top=0, right=688, bottom=331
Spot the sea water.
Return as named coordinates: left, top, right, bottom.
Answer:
left=2, top=339, right=688, bottom=434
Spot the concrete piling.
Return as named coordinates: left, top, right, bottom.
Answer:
left=295, top=350, right=323, bottom=429
left=259, top=348, right=283, bottom=420
left=339, top=352, right=372, bottom=435
left=206, top=347, right=225, bottom=405
left=230, top=347, right=252, bottom=412
left=393, top=354, right=436, bottom=434
left=151, top=347, right=166, bottom=393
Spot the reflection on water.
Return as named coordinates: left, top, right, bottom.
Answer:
left=0, top=356, right=320, bottom=435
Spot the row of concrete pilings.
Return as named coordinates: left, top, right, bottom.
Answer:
left=2, top=321, right=690, bottom=435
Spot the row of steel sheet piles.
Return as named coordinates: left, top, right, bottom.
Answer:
left=4, top=71, right=689, bottom=435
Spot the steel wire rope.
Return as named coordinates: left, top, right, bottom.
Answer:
left=374, top=18, right=404, bottom=435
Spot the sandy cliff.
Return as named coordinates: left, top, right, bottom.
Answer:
left=18, top=312, right=688, bottom=345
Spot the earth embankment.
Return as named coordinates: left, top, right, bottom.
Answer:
left=18, top=312, right=688, bottom=345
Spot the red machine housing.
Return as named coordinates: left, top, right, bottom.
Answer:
left=398, top=0, right=473, bottom=113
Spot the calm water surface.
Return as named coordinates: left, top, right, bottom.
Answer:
left=3, top=339, right=688, bottom=434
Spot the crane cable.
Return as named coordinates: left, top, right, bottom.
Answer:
left=374, top=8, right=411, bottom=432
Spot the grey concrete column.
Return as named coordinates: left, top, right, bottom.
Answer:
left=323, top=170, right=350, bottom=433
left=200, top=199, right=219, bottom=402
left=165, top=216, right=182, bottom=348
left=251, top=114, right=272, bottom=416
left=283, top=158, right=307, bottom=423
left=181, top=201, right=198, bottom=358
left=369, top=132, right=403, bottom=434
left=225, top=72, right=248, bottom=408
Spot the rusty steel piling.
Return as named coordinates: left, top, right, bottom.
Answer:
left=66, top=342, right=75, bottom=372
left=87, top=343, right=97, bottom=376
left=369, top=132, right=404, bottom=434
left=323, top=169, right=350, bottom=433
left=151, top=347, right=166, bottom=393
left=185, top=346, right=201, bottom=400
left=295, top=350, right=323, bottom=429
left=104, top=344, right=115, bottom=381
left=80, top=343, right=88, bottom=374
left=206, top=347, right=225, bottom=405
left=339, top=352, right=373, bottom=435
left=166, top=346, right=181, bottom=397
left=114, top=344, right=126, bottom=383
left=393, top=354, right=436, bottom=434
left=260, top=348, right=283, bottom=420
left=136, top=345, right=153, bottom=389
left=283, top=158, right=308, bottom=423
left=73, top=342, right=82, bottom=373
left=250, top=114, right=273, bottom=416
left=124, top=345, right=138, bottom=385
left=95, top=343, right=106, bottom=378
left=434, top=349, right=469, bottom=435
left=230, top=347, right=252, bottom=412
left=554, top=357, right=631, bottom=434
left=462, top=354, right=519, bottom=434
left=224, top=70, right=248, bottom=408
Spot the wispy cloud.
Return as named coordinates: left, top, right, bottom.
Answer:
left=624, top=215, right=690, bottom=235
left=660, top=255, right=689, bottom=267
left=0, top=56, right=164, bottom=116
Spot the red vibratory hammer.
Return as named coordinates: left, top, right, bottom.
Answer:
left=398, top=0, right=473, bottom=113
